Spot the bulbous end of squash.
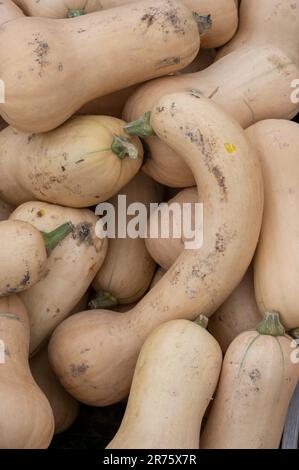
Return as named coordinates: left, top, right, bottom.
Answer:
left=89, top=291, right=119, bottom=310
left=194, top=314, right=209, bottom=329
left=124, top=112, right=156, bottom=139
left=111, top=136, right=139, bottom=160
left=41, top=222, right=73, bottom=256
left=67, top=9, right=86, bottom=18
left=256, top=312, right=286, bottom=337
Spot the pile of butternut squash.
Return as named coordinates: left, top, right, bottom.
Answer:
left=0, top=0, right=298, bottom=450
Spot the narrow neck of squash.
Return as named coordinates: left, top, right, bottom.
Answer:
left=41, top=222, right=73, bottom=256
left=67, top=9, right=86, bottom=18
left=194, top=314, right=209, bottom=329
left=89, top=291, right=119, bottom=309
left=124, top=112, right=155, bottom=138
left=256, top=312, right=285, bottom=337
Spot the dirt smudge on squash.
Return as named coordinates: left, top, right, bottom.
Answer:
left=156, top=56, right=181, bottom=69
left=0, top=313, right=21, bottom=322
left=28, top=33, right=50, bottom=77
left=71, top=223, right=93, bottom=246
left=141, top=2, right=187, bottom=36
left=70, top=363, right=89, bottom=377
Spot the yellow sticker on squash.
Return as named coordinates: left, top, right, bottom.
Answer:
left=224, top=143, right=236, bottom=154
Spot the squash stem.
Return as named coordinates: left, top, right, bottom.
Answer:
left=256, top=312, right=285, bottom=337
left=192, top=13, right=212, bottom=36
left=41, top=222, right=73, bottom=256
left=290, top=328, right=299, bottom=339
left=194, top=314, right=209, bottom=329
left=124, top=112, right=156, bottom=138
left=67, top=9, right=86, bottom=17
left=89, top=291, right=119, bottom=309
left=111, top=136, right=138, bottom=160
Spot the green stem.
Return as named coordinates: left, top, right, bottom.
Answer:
left=194, top=314, right=209, bottom=329
left=89, top=291, right=119, bottom=309
left=193, top=13, right=212, bottom=36
left=256, top=312, right=285, bottom=337
left=41, top=222, right=73, bottom=256
left=124, top=112, right=156, bottom=138
left=290, top=328, right=299, bottom=339
left=67, top=9, right=86, bottom=17
left=111, top=136, right=139, bottom=160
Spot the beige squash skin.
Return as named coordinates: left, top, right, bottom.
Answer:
left=0, top=0, right=200, bottom=133
left=0, top=199, right=14, bottom=221
left=107, top=319, right=222, bottom=449
left=14, top=0, right=102, bottom=17
left=48, top=92, right=263, bottom=406
left=93, top=172, right=162, bottom=305
left=246, top=120, right=299, bottom=330
left=0, top=0, right=24, bottom=24
left=0, top=295, right=54, bottom=448
left=0, top=116, right=143, bottom=208
left=201, top=330, right=299, bottom=449
left=0, top=220, right=48, bottom=296
left=9, top=201, right=108, bottom=355
left=30, top=345, right=79, bottom=435
left=146, top=187, right=198, bottom=270
left=209, top=267, right=261, bottom=353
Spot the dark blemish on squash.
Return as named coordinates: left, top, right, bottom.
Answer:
left=20, top=271, right=30, bottom=286
left=46, top=308, right=50, bottom=313
left=62, top=152, right=68, bottom=160
left=71, top=223, right=93, bottom=245
left=141, top=11, right=157, bottom=27
left=27, top=134, right=35, bottom=143
left=291, top=3, right=297, bottom=8
left=0, top=313, right=21, bottom=322
left=267, top=54, right=293, bottom=76
left=61, top=166, right=66, bottom=172
left=80, top=348, right=91, bottom=355
left=208, top=87, right=220, bottom=99
left=157, top=106, right=165, bottom=113
left=189, top=89, right=202, bottom=99
left=5, top=349, right=11, bottom=358
left=75, top=159, right=84, bottom=164
left=57, top=62, right=63, bottom=72
left=192, top=265, right=201, bottom=278
left=56, top=308, right=60, bottom=313
left=215, top=232, right=226, bottom=254
left=29, top=34, right=50, bottom=77
left=249, top=369, right=261, bottom=382
left=212, top=166, right=227, bottom=200
left=155, top=56, right=180, bottom=70
left=77, top=28, right=86, bottom=34
left=70, top=363, right=89, bottom=377
left=37, top=209, right=45, bottom=217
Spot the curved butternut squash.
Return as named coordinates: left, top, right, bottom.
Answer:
left=48, top=92, right=263, bottom=406
left=0, top=0, right=24, bottom=24
left=107, top=318, right=222, bottom=449
left=246, top=119, right=299, bottom=330
left=0, top=0, right=201, bottom=133
left=124, top=2, right=299, bottom=187
left=0, top=116, right=143, bottom=208
left=30, top=345, right=79, bottom=435
left=208, top=267, right=261, bottom=353
left=0, top=295, right=54, bottom=448
left=0, top=199, right=13, bottom=221
left=91, top=172, right=162, bottom=307
left=10, top=201, right=108, bottom=355
left=201, top=313, right=299, bottom=449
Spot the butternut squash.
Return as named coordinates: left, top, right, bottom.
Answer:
left=9, top=201, right=108, bottom=355
left=124, top=2, right=299, bottom=187
left=246, top=119, right=299, bottom=330
left=48, top=92, right=263, bottom=406
left=91, top=172, right=162, bottom=307
left=0, top=115, right=143, bottom=208
left=0, top=0, right=24, bottom=24
left=107, top=318, right=222, bottom=449
left=0, top=219, right=71, bottom=297
left=30, top=345, right=79, bottom=435
left=201, top=313, right=299, bottom=449
left=208, top=267, right=261, bottom=353
left=0, top=295, right=54, bottom=448
left=0, top=0, right=201, bottom=133
left=0, top=199, right=13, bottom=221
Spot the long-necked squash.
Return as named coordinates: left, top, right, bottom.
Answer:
left=201, top=313, right=299, bottom=449
left=0, top=115, right=143, bottom=208
left=48, top=92, right=263, bottom=406
left=0, top=0, right=201, bottom=133
left=124, top=2, right=299, bottom=187
left=91, top=172, right=162, bottom=307
left=0, top=0, right=24, bottom=24
left=208, top=267, right=261, bottom=353
left=107, top=318, right=222, bottom=449
left=246, top=119, right=299, bottom=330
left=10, top=201, right=108, bottom=355
left=0, top=295, right=54, bottom=448
left=30, top=345, right=79, bottom=435
left=0, top=219, right=71, bottom=297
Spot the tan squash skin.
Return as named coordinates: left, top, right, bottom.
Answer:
left=48, top=92, right=263, bottom=406
left=107, top=319, right=222, bottom=449
left=208, top=267, right=261, bottom=353
left=0, top=115, right=143, bottom=208
left=0, top=295, right=54, bottom=448
left=0, top=220, right=48, bottom=296
left=14, top=0, right=238, bottom=50
left=0, top=0, right=24, bottom=24
left=92, top=172, right=162, bottom=305
left=246, top=120, right=299, bottom=330
left=124, top=26, right=299, bottom=187
left=146, top=187, right=198, bottom=270
left=0, top=0, right=200, bottom=133
left=9, top=201, right=108, bottom=355
left=30, top=346, right=79, bottom=435
left=201, top=324, right=299, bottom=449
left=0, top=199, right=14, bottom=221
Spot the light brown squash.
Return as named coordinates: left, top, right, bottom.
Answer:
left=0, top=295, right=54, bottom=448
left=0, top=0, right=201, bottom=133
left=48, top=92, right=263, bottom=406
left=30, top=345, right=79, bottom=435
left=91, top=172, right=162, bottom=307
left=246, top=119, right=299, bottom=330
left=10, top=201, right=108, bottom=355
left=208, top=267, right=261, bottom=353
left=201, top=313, right=299, bottom=449
left=107, top=318, right=222, bottom=449
left=0, top=115, right=143, bottom=208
